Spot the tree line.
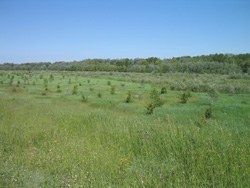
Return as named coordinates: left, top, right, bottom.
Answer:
left=1, top=53, right=249, bottom=74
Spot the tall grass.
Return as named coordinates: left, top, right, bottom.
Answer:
left=0, top=71, right=249, bottom=187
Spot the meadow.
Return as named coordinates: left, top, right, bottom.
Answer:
left=0, top=71, right=249, bottom=187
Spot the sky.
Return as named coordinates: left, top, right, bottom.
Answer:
left=0, top=0, right=250, bottom=63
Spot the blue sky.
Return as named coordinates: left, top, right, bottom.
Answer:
left=0, top=0, right=250, bottom=63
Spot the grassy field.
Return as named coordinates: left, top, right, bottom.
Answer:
left=0, top=71, right=249, bottom=187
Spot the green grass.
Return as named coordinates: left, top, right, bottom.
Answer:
left=0, top=71, right=249, bottom=187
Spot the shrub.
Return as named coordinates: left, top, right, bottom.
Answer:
left=56, top=84, right=62, bottom=93
left=97, top=92, right=102, bottom=98
left=207, top=87, right=219, bottom=104
left=205, top=107, right=212, bottom=119
left=107, top=81, right=111, bottom=85
left=140, top=79, right=145, bottom=85
left=44, top=78, right=48, bottom=86
left=81, top=94, right=88, bottom=102
left=9, top=79, right=13, bottom=85
left=49, top=74, right=54, bottom=81
left=145, top=89, right=164, bottom=115
left=12, top=87, right=17, bottom=93
left=150, top=89, right=163, bottom=107
left=160, top=87, right=167, bottom=94
left=180, top=91, right=191, bottom=104
left=170, top=85, right=175, bottom=90
left=125, top=91, right=132, bottom=103
left=72, top=85, right=78, bottom=95
left=146, top=103, right=155, bottom=114
left=110, top=86, right=115, bottom=94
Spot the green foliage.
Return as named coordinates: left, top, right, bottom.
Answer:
left=1, top=53, right=249, bottom=74
left=205, top=107, right=212, bottom=119
left=56, top=84, right=62, bottom=93
left=107, top=81, right=111, bottom=85
left=81, top=94, right=88, bottom=102
left=9, top=78, right=13, bottom=85
left=145, top=103, right=155, bottom=114
left=150, top=89, right=163, bottom=107
left=97, top=92, right=102, bottom=98
left=0, top=71, right=250, bottom=187
left=49, top=74, right=54, bottom=81
left=125, top=91, right=132, bottom=103
left=160, top=87, right=167, bottom=94
left=145, top=89, right=164, bottom=114
left=41, top=91, right=46, bottom=95
left=110, top=86, right=115, bottom=95
left=72, top=85, right=78, bottom=95
left=43, top=78, right=48, bottom=86
left=208, top=87, right=219, bottom=104
left=180, top=91, right=191, bottom=104
left=12, top=87, right=17, bottom=92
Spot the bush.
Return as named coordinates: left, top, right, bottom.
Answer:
left=56, top=84, right=62, bottom=93
left=44, top=79, right=48, bottom=86
left=145, top=89, right=164, bottom=114
left=81, top=94, right=88, bottom=102
left=150, top=89, right=163, bottom=107
left=110, top=86, right=115, bottom=94
left=146, top=103, right=155, bottom=114
left=97, top=92, right=102, bottom=98
left=205, top=107, right=212, bottom=119
left=180, top=91, right=191, bottom=104
left=207, top=87, right=219, bottom=104
left=107, top=81, right=111, bottom=85
left=72, top=85, right=78, bottom=95
left=125, top=91, right=132, bottom=103
left=12, top=87, right=17, bottom=93
left=160, top=87, right=167, bottom=94
left=49, top=74, right=54, bottom=81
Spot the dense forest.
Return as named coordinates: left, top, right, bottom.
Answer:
left=1, top=53, right=250, bottom=74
